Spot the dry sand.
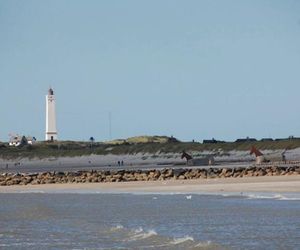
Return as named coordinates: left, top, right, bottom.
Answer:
left=0, top=175, right=299, bottom=194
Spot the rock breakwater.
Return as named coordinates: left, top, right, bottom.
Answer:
left=0, top=165, right=299, bottom=186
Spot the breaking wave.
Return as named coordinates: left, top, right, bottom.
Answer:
left=194, top=240, right=212, bottom=247
left=110, top=224, right=124, bottom=231
left=129, top=228, right=157, bottom=241
left=245, top=193, right=300, bottom=200
left=170, top=235, right=194, bottom=244
left=108, top=225, right=220, bottom=249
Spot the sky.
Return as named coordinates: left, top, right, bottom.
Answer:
left=0, top=0, right=300, bottom=142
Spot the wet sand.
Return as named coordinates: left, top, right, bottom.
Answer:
left=0, top=175, right=299, bottom=193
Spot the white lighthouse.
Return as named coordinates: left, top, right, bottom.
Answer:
left=45, top=88, right=58, bottom=141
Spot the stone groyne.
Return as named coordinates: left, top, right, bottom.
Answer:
left=0, top=165, right=299, bottom=186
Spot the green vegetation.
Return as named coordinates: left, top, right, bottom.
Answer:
left=105, top=135, right=178, bottom=145
left=1, top=136, right=300, bottom=159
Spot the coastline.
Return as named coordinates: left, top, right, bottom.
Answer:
left=0, top=175, right=299, bottom=194
left=2, top=147, right=300, bottom=174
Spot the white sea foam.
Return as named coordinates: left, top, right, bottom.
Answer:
left=129, top=228, right=157, bottom=241
left=0, top=242, right=50, bottom=247
left=7, top=188, right=300, bottom=202
left=194, top=240, right=212, bottom=247
left=110, top=224, right=124, bottom=231
left=134, top=227, right=143, bottom=233
left=170, top=235, right=194, bottom=244
left=276, top=196, right=300, bottom=201
left=246, top=194, right=276, bottom=199
left=245, top=193, right=300, bottom=200
left=19, top=190, right=45, bottom=193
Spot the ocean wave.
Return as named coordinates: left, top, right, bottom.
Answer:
left=128, top=228, right=157, bottom=241
left=134, top=227, right=143, bottom=234
left=246, top=194, right=277, bottom=199
left=169, top=236, right=217, bottom=249
left=277, top=196, right=300, bottom=201
left=245, top=193, right=300, bottom=201
left=110, top=224, right=124, bottom=231
left=0, top=242, right=51, bottom=247
left=110, top=225, right=218, bottom=249
left=19, top=190, right=45, bottom=193
left=170, top=235, right=194, bottom=244
left=194, top=240, right=212, bottom=247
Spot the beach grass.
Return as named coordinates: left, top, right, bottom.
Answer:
left=1, top=136, right=300, bottom=159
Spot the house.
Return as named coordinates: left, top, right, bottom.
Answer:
left=235, top=137, right=257, bottom=143
left=203, top=138, right=226, bottom=144
left=9, top=135, right=36, bottom=146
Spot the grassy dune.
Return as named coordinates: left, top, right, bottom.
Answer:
left=1, top=136, right=300, bottom=159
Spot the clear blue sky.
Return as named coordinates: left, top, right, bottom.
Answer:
left=0, top=0, right=299, bottom=142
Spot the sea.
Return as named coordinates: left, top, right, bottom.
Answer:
left=0, top=191, right=299, bottom=250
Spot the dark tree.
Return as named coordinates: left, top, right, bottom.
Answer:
left=20, top=136, right=28, bottom=146
left=89, top=137, right=95, bottom=148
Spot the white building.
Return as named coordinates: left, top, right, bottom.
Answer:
left=9, top=134, right=36, bottom=146
left=45, top=88, right=58, bottom=141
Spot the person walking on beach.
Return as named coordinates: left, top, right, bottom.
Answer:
left=282, top=152, right=286, bottom=163
left=281, top=149, right=287, bottom=163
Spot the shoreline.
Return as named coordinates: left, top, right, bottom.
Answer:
left=0, top=175, right=299, bottom=194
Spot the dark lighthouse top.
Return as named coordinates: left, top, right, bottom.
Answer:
left=48, top=88, right=54, bottom=95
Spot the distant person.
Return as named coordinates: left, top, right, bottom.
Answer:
left=121, top=160, right=124, bottom=166
left=282, top=152, right=286, bottom=163
left=118, top=161, right=121, bottom=166
left=6, top=164, right=8, bottom=170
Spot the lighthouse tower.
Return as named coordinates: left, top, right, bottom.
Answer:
left=45, top=88, right=58, bottom=141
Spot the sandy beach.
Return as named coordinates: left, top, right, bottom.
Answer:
left=0, top=175, right=299, bottom=194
